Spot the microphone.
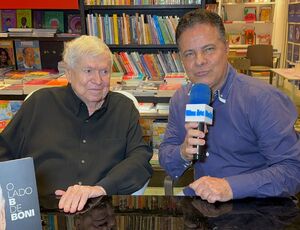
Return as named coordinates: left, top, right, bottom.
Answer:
left=185, top=83, right=213, bottom=161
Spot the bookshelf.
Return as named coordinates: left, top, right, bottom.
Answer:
left=218, top=0, right=276, bottom=48
left=78, top=1, right=206, bottom=79
left=287, top=0, right=300, bottom=65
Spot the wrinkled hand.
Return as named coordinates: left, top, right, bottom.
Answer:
left=180, top=122, right=206, bottom=161
left=189, top=176, right=233, bottom=203
left=55, top=185, right=106, bottom=213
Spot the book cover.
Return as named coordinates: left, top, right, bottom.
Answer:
left=293, top=44, right=300, bottom=63
left=259, top=6, right=271, bottom=22
left=14, top=40, right=42, bottom=70
left=43, top=11, right=64, bottom=33
left=287, top=43, right=293, bottom=62
left=0, top=157, right=42, bottom=229
left=1, top=10, right=17, bottom=32
left=256, top=33, right=271, bottom=45
left=16, top=10, right=32, bottom=28
left=33, top=11, right=43, bottom=29
left=152, top=120, right=167, bottom=154
left=244, top=7, right=257, bottom=21
left=289, top=24, right=295, bottom=43
left=295, top=24, right=300, bottom=43
left=0, top=100, right=22, bottom=132
left=67, top=14, right=81, bottom=34
left=228, top=33, right=242, bottom=45
left=0, top=40, right=16, bottom=69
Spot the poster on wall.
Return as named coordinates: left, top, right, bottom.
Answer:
left=0, top=0, right=78, bottom=9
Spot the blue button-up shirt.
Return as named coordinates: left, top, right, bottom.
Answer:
left=159, top=64, right=300, bottom=199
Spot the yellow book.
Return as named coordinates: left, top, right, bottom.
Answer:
left=112, top=14, right=119, bottom=45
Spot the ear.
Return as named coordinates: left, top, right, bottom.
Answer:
left=224, top=41, right=229, bottom=55
left=65, top=68, right=72, bottom=83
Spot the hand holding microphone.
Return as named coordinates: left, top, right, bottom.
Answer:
left=183, top=83, right=213, bottom=162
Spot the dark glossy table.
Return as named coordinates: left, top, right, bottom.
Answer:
left=40, top=195, right=300, bottom=230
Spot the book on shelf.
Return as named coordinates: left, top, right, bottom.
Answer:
left=8, top=28, right=33, bottom=37
left=152, top=119, right=167, bottom=155
left=256, top=33, right=271, bottom=45
left=0, top=83, right=23, bottom=95
left=0, top=39, right=16, bottom=69
left=43, top=11, right=64, bottom=33
left=1, top=10, right=17, bottom=32
left=0, top=158, right=42, bottom=229
left=14, top=40, right=42, bottom=71
left=259, top=6, right=272, bottom=22
left=32, top=28, right=57, bottom=37
left=295, top=24, right=300, bottom=43
left=228, top=33, right=242, bottom=45
left=16, top=9, right=32, bottom=28
left=244, top=7, right=257, bottom=22
left=67, top=14, right=81, bottom=34
left=3, top=69, right=58, bottom=84
left=138, top=102, right=156, bottom=114
left=0, top=33, right=8, bottom=37
left=0, top=100, right=22, bottom=132
left=23, top=77, right=68, bottom=94
left=288, top=24, right=295, bottom=43
left=33, top=11, right=43, bottom=29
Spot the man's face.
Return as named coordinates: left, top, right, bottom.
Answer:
left=178, top=23, right=229, bottom=92
left=24, top=48, right=35, bottom=67
left=0, top=51, right=8, bottom=64
left=66, top=54, right=112, bottom=108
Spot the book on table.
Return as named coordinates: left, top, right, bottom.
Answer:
left=0, top=157, right=42, bottom=230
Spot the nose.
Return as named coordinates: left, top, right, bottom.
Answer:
left=92, top=71, right=103, bottom=84
left=195, top=51, right=206, bottom=66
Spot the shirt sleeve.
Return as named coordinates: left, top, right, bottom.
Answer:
left=159, top=93, right=191, bottom=180
left=226, top=88, right=300, bottom=199
left=96, top=104, right=153, bottom=195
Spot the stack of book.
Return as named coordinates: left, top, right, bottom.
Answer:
left=8, top=28, right=33, bottom=37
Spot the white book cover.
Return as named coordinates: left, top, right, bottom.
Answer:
left=0, top=157, right=42, bottom=230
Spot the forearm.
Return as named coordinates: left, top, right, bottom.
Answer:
left=159, top=143, right=191, bottom=179
left=226, top=163, right=300, bottom=199
left=97, top=148, right=153, bottom=194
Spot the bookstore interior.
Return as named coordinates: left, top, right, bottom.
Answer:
left=0, top=0, right=300, bottom=228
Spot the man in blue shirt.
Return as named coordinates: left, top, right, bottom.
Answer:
left=159, top=9, right=300, bottom=203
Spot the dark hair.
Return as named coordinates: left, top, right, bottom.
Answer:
left=176, top=9, right=226, bottom=45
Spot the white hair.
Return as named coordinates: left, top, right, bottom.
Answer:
left=63, top=35, right=113, bottom=69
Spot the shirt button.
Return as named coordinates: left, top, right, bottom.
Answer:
left=78, top=181, right=82, bottom=185
left=85, top=120, right=89, bottom=123
left=81, top=160, right=85, bottom=164
left=82, top=139, right=86, bottom=144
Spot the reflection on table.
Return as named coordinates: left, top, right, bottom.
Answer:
left=40, top=195, right=300, bottom=229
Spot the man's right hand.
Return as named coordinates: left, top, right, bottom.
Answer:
left=180, top=122, right=206, bottom=161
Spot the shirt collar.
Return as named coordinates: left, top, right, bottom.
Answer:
left=212, top=64, right=235, bottom=104
left=65, top=84, right=110, bottom=118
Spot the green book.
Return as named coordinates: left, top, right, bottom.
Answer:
left=44, top=11, right=64, bottom=33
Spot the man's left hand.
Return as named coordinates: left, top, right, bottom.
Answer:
left=189, top=176, right=233, bottom=203
left=55, top=185, right=106, bottom=213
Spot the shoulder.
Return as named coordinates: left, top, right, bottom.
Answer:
left=171, top=84, right=190, bottom=103
left=233, top=73, right=289, bottom=102
left=108, top=91, right=138, bottom=109
left=25, top=86, right=67, bottom=103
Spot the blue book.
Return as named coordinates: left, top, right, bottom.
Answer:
left=152, top=15, right=165, bottom=45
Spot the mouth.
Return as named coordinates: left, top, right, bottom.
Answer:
left=195, top=70, right=210, bottom=77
